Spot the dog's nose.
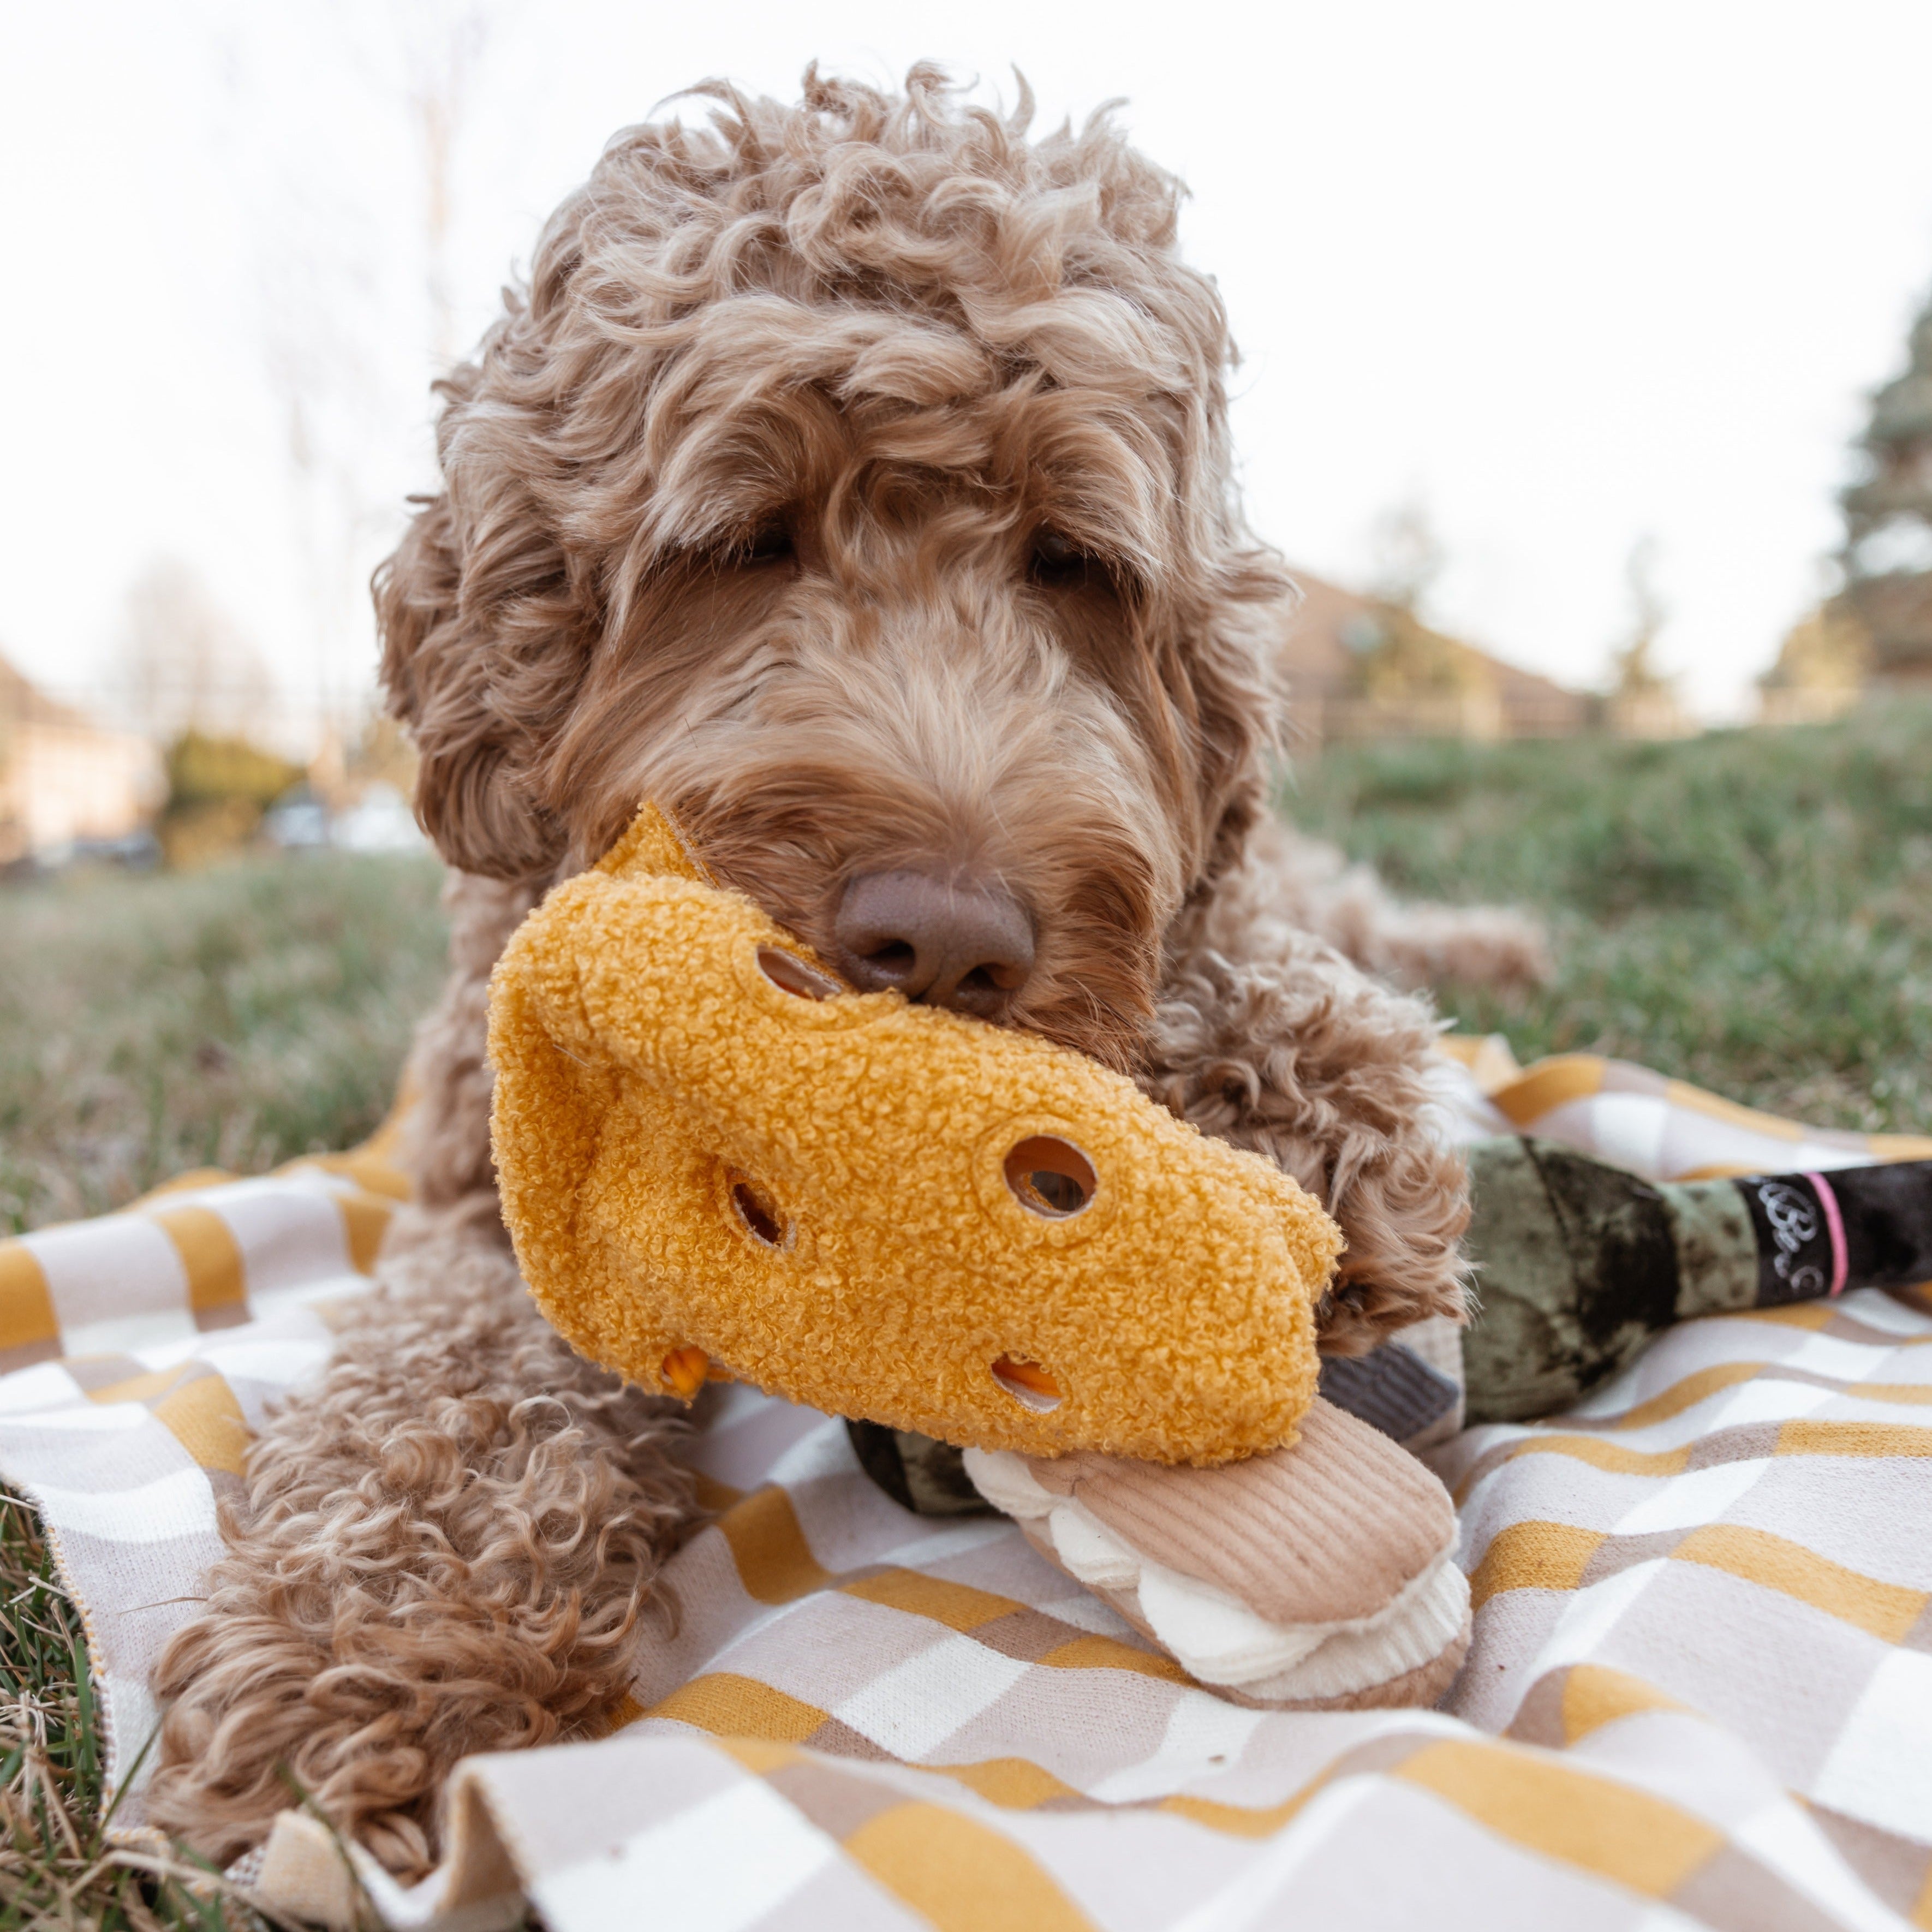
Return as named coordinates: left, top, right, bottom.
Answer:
left=833, top=870, right=1034, bottom=1018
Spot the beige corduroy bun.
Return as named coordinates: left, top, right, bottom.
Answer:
left=488, top=803, right=1344, bottom=1464
left=964, top=1399, right=1472, bottom=1708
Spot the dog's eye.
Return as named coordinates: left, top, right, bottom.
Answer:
left=740, top=523, right=794, bottom=565
left=1029, top=529, right=1096, bottom=588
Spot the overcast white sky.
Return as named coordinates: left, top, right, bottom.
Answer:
left=4, top=0, right=1931, bottom=731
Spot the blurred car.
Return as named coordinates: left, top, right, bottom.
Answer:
left=0, top=827, right=162, bottom=881
left=262, top=788, right=332, bottom=851
left=261, top=782, right=427, bottom=856
left=330, top=783, right=426, bottom=854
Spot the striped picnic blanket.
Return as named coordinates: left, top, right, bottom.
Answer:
left=1, top=1051, right=1929, bottom=1930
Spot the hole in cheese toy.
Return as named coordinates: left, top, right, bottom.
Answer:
left=488, top=804, right=1471, bottom=1708
left=990, top=1355, right=1064, bottom=1412
left=1004, top=1136, right=1096, bottom=1219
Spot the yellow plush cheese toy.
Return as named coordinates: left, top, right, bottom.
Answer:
left=488, top=804, right=1343, bottom=1466
left=488, top=804, right=1472, bottom=1709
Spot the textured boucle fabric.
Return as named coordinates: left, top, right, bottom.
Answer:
left=488, top=804, right=1343, bottom=1464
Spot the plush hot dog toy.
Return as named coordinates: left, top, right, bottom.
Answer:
left=487, top=804, right=1471, bottom=1709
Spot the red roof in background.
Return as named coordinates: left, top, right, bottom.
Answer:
left=0, top=654, right=93, bottom=734
left=1280, top=569, right=1589, bottom=721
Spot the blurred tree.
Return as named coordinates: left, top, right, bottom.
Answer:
left=1352, top=499, right=1482, bottom=697
left=1349, top=607, right=1489, bottom=702
left=165, top=732, right=306, bottom=813
left=347, top=712, right=420, bottom=796
left=1326, top=503, right=1502, bottom=734
left=117, top=560, right=281, bottom=748
left=1757, top=602, right=1872, bottom=726
left=1839, top=291, right=1932, bottom=688
left=312, top=707, right=422, bottom=810
left=407, top=3, right=496, bottom=369
left=1604, top=538, right=1691, bottom=738
left=1368, top=496, right=1446, bottom=616
left=220, top=2, right=510, bottom=755
left=159, top=730, right=307, bottom=868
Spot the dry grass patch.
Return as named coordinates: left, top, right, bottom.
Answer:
left=0, top=854, right=447, bottom=1235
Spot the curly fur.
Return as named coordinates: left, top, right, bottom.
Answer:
left=1144, top=815, right=1473, bottom=1353
left=144, top=887, right=694, bottom=1875
left=149, top=66, right=1528, bottom=1875
left=1257, top=821, right=1550, bottom=995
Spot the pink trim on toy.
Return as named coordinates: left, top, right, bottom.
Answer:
left=1803, top=1172, right=1849, bottom=1297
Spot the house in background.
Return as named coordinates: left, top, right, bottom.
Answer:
left=1756, top=605, right=1872, bottom=727
left=0, top=653, right=163, bottom=866
left=1278, top=570, right=1592, bottom=744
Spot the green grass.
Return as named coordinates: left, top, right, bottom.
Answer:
left=0, top=853, right=446, bottom=1925
left=0, top=1494, right=272, bottom=1929
left=1283, top=700, right=1932, bottom=1137
left=0, top=854, right=449, bottom=1235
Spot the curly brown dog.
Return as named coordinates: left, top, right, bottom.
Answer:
left=145, top=67, right=1543, bottom=1879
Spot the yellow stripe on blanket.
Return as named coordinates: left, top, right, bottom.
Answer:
left=1845, top=1382, right=1932, bottom=1406
left=1873, top=1131, right=1932, bottom=1162
left=147, top=1206, right=247, bottom=1325
left=1159, top=1786, right=1323, bottom=1840
left=133, top=1167, right=236, bottom=1203
left=1396, top=1739, right=1721, bottom=1897
left=301, top=1149, right=413, bottom=1203
left=1586, top=1335, right=1932, bottom=1429
left=1661, top=1078, right=1805, bottom=1141
left=86, top=1364, right=201, bottom=1404
left=1434, top=1033, right=1524, bottom=1093
left=842, top=1569, right=1183, bottom=1678
left=1488, top=1056, right=1606, bottom=1128
left=1780, top=1418, right=1932, bottom=1454
left=844, top=1802, right=1095, bottom=1932
left=0, top=1243, right=60, bottom=1369
left=707, top=1496, right=1188, bottom=1679
left=1557, top=1665, right=1687, bottom=1744
left=151, top=1372, right=251, bottom=1477
left=1037, top=1633, right=1190, bottom=1683
left=943, top=1757, right=1081, bottom=1810
left=1457, top=1044, right=1932, bottom=1168
left=713, top=1486, right=833, bottom=1605
left=84, top=1362, right=251, bottom=1475
left=841, top=1569, right=1022, bottom=1633
left=334, top=1191, right=396, bottom=1274
left=1597, top=1361, right=1764, bottom=1429
left=1452, top=1435, right=1690, bottom=1506
left=1470, top=1521, right=1606, bottom=1608
left=1489, top=1435, right=1694, bottom=1480
left=649, top=1672, right=826, bottom=1744
left=1672, top=1524, right=1927, bottom=1641
left=654, top=1674, right=1138, bottom=1818
left=713, top=1737, right=804, bottom=1782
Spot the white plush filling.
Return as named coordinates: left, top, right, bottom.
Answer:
left=962, top=1446, right=1468, bottom=1702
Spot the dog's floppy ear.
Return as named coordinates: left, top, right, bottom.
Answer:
left=375, top=486, right=578, bottom=884
left=1176, top=558, right=1292, bottom=893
